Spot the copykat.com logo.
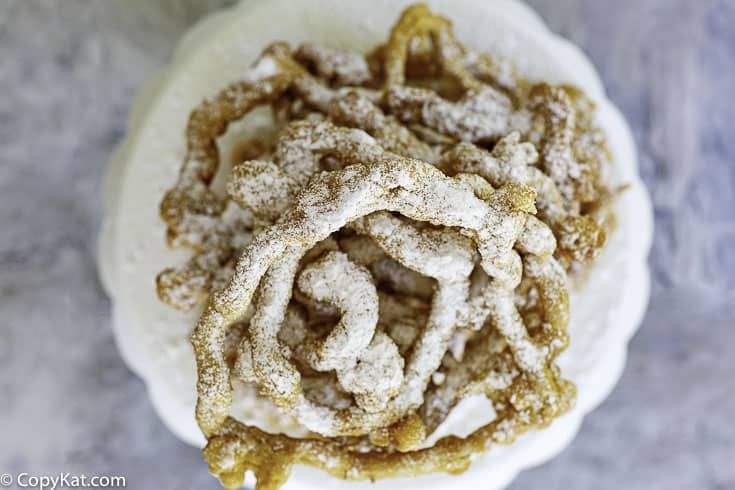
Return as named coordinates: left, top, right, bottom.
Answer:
left=0, top=472, right=126, bottom=489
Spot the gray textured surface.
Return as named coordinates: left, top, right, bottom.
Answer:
left=1, top=1, right=733, bottom=489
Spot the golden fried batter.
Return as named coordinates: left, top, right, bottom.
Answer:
left=153, top=4, right=615, bottom=489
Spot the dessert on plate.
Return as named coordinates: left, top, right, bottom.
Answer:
left=98, top=1, right=652, bottom=489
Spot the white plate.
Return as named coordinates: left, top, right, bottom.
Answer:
left=98, top=1, right=653, bottom=488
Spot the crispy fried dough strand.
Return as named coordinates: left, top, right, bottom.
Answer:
left=152, top=3, right=615, bottom=488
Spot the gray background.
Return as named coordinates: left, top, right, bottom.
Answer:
left=1, top=1, right=733, bottom=489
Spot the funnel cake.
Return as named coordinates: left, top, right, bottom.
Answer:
left=98, top=1, right=653, bottom=489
